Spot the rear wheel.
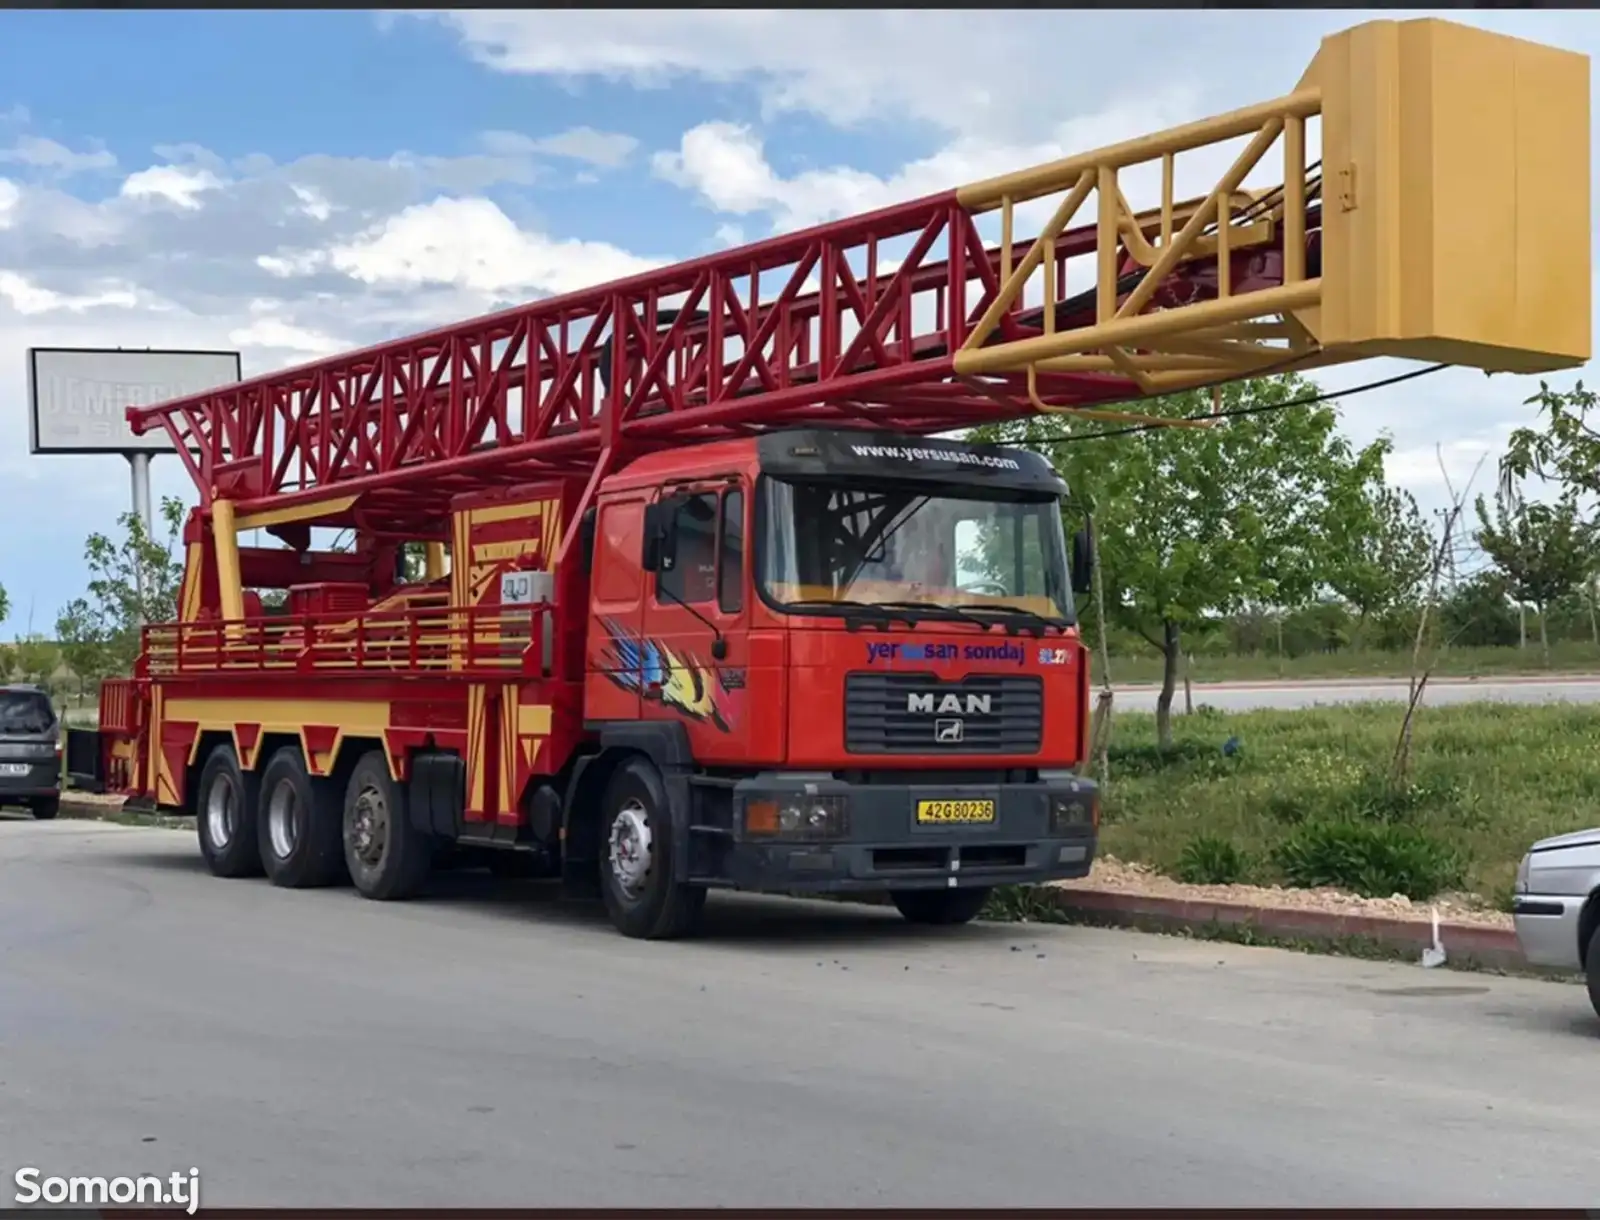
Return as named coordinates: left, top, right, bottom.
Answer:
left=257, top=747, right=345, bottom=889
left=342, top=750, right=432, bottom=901
left=30, top=796, right=59, bottom=821
left=891, top=886, right=992, bottom=926
left=196, top=744, right=261, bottom=877
left=599, top=757, right=705, bottom=940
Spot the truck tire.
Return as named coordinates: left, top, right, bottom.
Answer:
left=891, top=886, right=992, bottom=926
left=30, top=796, right=59, bottom=821
left=196, top=743, right=262, bottom=877
left=598, top=756, right=706, bottom=940
left=257, top=746, right=346, bottom=889
left=342, top=749, right=432, bottom=901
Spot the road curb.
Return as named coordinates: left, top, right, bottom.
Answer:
left=1044, top=887, right=1561, bottom=975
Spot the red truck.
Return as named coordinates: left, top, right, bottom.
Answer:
left=62, top=18, right=1590, bottom=938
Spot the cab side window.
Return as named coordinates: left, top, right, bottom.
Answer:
left=655, top=487, right=747, bottom=613
left=658, top=492, right=719, bottom=605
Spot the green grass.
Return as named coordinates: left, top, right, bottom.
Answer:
left=1095, top=701, right=1600, bottom=907
left=1103, top=641, right=1600, bottom=686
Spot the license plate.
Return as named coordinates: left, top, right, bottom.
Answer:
left=916, top=798, right=995, bottom=824
left=0, top=763, right=30, bottom=777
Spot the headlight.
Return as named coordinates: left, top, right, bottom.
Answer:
left=1515, top=852, right=1532, bottom=894
left=1050, top=790, right=1098, bottom=832
left=744, top=795, right=849, bottom=840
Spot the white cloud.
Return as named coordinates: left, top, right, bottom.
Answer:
left=309, top=195, right=662, bottom=297
left=650, top=79, right=1251, bottom=239
left=228, top=308, right=347, bottom=359
left=482, top=126, right=640, bottom=169
left=290, top=183, right=334, bottom=222
left=120, top=165, right=228, bottom=210
left=416, top=10, right=1174, bottom=139
left=0, top=177, right=18, bottom=229
left=0, top=270, right=139, bottom=315
left=0, top=134, right=116, bottom=175
left=418, top=9, right=1600, bottom=147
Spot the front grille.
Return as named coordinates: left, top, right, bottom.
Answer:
left=844, top=671, right=1043, bottom=755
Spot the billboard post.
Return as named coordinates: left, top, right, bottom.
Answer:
left=27, top=347, right=243, bottom=619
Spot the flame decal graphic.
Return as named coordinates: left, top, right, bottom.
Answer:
left=597, top=618, right=739, bottom=733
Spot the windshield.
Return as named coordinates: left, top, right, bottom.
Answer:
left=0, top=690, right=55, bottom=735
left=758, top=477, right=1074, bottom=621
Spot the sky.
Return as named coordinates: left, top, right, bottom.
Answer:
left=1, top=8, right=1597, bottom=635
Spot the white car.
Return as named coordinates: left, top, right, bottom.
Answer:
left=1512, top=829, right=1600, bottom=1018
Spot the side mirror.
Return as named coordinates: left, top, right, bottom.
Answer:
left=1070, top=519, right=1094, bottom=596
left=641, top=498, right=680, bottom=573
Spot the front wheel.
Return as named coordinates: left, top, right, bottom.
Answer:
left=598, top=757, right=705, bottom=940
left=891, top=886, right=992, bottom=926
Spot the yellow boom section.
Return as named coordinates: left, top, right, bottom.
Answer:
left=950, top=17, right=1590, bottom=394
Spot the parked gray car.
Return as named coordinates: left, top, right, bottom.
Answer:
left=0, top=684, right=61, bottom=819
left=1512, top=829, right=1600, bottom=1019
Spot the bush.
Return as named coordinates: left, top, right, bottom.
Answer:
left=1107, top=738, right=1241, bottom=780
left=1271, top=820, right=1464, bottom=901
left=1176, top=834, right=1252, bottom=885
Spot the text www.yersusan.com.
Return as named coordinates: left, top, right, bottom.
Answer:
left=14, top=1167, right=200, bottom=1214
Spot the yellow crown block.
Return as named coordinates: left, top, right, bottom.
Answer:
left=1309, top=18, right=1591, bottom=374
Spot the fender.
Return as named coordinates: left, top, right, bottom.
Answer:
left=569, top=720, right=696, bottom=883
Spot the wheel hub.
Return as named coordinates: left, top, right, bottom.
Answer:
left=267, top=780, right=300, bottom=860
left=206, top=776, right=236, bottom=849
left=608, top=801, right=653, bottom=896
left=349, top=785, right=388, bottom=867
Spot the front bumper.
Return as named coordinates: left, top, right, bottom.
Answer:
left=1512, top=893, right=1587, bottom=971
left=718, top=771, right=1097, bottom=893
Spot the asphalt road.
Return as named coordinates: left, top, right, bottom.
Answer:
left=3, top=817, right=1599, bottom=1208
left=1113, top=674, right=1600, bottom=713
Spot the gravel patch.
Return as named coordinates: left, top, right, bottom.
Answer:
left=1050, top=856, right=1514, bottom=931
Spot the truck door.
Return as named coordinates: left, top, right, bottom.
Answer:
left=639, top=480, right=750, bottom=764
left=585, top=494, right=650, bottom=722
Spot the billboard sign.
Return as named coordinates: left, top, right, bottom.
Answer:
left=26, top=347, right=242, bottom=455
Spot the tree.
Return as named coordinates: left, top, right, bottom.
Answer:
left=55, top=600, right=119, bottom=699
left=976, top=373, right=1398, bottom=748
left=55, top=496, right=188, bottom=679
left=0, top=581, right=10, bottom=628
left=14, top=635, right=61, bottom=692
left=1472, top=486, right=1593, bottom=660
left=1322, top=467, right=1435, bottom=646
left=1439, top=569, right=1520, bottom=648
left=1501, top=380, right=1600, bottom=511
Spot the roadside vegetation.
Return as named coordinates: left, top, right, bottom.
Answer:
left=1093, top=703, right=1599, bottom=911
left=1106, top=640, right=1600, bottom=686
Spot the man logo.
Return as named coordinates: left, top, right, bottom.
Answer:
left=906, top=692, right=993, bottom=715
left=934, top=718, right=965, bottom=743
